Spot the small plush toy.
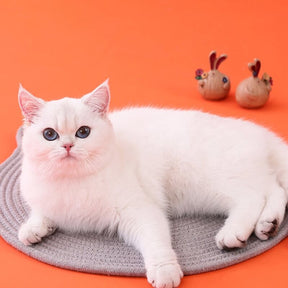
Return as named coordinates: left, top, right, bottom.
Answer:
left=236, top=59, right=273, bottom=109
left=195, top=50, right=231, bottom=100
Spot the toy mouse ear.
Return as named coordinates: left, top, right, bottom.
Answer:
left=248, top=59, right=261, bottom=77
left=209, top=51, right=217, bottom=70
left=215, top=54, right=228, bottom=70
left=254, top=59, right=261, bottom=76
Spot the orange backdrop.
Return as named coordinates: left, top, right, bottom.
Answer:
left=1, top=1, right=288, bottom=287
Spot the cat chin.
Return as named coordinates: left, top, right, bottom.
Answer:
left=26, top=148, right=108, bottom=179
left=26, top=156, right=93, bottom=179
left=45, top=164, right=96, bottom=179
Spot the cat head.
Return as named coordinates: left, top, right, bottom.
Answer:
left=19, top=80, right=114, bottom=178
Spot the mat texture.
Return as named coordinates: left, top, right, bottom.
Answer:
left=0, top=128, right=288, bottom=276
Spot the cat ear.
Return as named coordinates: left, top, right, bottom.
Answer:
left=82, top=79, right=110, bottom=115
left=18, top=84, right=45, bottom=123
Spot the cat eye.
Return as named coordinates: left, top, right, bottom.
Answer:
left=75, top=126, right=91, bottom=139
left=43, top=128, right=59, bottom=141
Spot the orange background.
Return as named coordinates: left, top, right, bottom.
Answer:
left=1, top=0, right=288, bottom=287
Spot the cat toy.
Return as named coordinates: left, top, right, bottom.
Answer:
left=236, top=59, right=273, bottom=108
left=195, top=50, right=231, bottom=100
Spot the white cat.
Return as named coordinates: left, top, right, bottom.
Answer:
left=18, top=80, right=288, bottom=288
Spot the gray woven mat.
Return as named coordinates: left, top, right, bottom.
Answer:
left=0, top=128, right=288, bottom=276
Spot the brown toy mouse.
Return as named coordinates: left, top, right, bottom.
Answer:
left=236, top=59, right=273, bottom=109
left=195, top=50, right=231, bottom=100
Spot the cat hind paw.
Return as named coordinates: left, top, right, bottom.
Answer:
left=215, top=227, right=248, bottom=250
left=255, top=218, right=279, bottom=240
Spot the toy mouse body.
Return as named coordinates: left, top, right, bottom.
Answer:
left=195, top=51, right=230, bottom=100
left=236, top=59, right=272, bottom=109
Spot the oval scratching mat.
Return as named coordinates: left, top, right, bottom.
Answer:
left=0, top=128, right=288, bottom=276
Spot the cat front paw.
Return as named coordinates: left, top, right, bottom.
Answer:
left=18, top=218, right=56, bottom=246
left=147, top=262, right=183, bottom=288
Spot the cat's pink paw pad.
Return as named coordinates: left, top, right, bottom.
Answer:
left=147, top=263, right=183, bottom=288
left=255, top=219, right=278, bottom=240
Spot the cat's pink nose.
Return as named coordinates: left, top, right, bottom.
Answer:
left=63, top=144, right=73, bottom=152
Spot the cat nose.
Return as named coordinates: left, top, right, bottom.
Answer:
left=63, top=143, right=74, bottom=152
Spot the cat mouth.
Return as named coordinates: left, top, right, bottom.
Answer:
left=61, top=153, right=77, bottom=160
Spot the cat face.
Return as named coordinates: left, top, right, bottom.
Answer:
left=19, top=80, right=114, bottom=178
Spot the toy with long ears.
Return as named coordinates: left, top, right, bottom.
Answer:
left=195, top=50, right=231, bottom=100
left=236, top=59, right=273, bottom=108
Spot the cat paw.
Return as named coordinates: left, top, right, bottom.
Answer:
left=215, top=227, right=248, bottom=250
left=255, top=218, right=278, bottom=240
left=147, top=262, right=183, bottom=288
left=18, top=220, right=56, bottom=246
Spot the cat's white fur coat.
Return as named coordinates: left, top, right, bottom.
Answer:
left=18, top=81, right=288, bottom=288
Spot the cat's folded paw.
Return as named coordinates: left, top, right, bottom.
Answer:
left=215, top=227, right=248, bottom=250
left=255, top=218, right=279, bottom=240
left=18, top=220, right=56, bottom=246
left=147, top=262, right=183, bottom=288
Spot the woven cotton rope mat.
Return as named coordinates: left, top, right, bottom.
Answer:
left=1, top=128, right=288, bottom=277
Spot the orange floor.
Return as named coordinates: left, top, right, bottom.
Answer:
left=1, top=1, right=288, bottom=287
